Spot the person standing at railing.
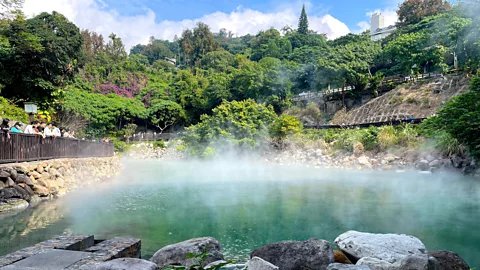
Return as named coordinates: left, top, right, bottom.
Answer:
left=52, top=123, right=61, bottom=137
left=36, top=126, right=46, bottom=138
left=10, top=122, right=22, bottom=133
left=44, top=123, right=54, bottom=137
left=24, top=121, right=39, bottom=134
left=0, top=119, right=11, bottom=139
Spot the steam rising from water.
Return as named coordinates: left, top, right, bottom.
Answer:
left=1, top=159, right=479, bottom=267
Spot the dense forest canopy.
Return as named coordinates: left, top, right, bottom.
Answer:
left=0, top=0, right=480, bottom=157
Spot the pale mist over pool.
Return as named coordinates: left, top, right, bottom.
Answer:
left=0, top=159, right=479, bottom=267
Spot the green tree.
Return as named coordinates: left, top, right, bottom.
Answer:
left=147, top=99, right=184, bottom=133
left=434, top=76, right=480, bottom=159
left=106, top=33, right=126, bottom=63
left=0, top=12, right=83, bottom=104
left=182, top=99, right=277, bottom=156
left=397, top=0, right=451, bottom=27
left=180, top=22, right=219, bottom=67
left=269, top=114, right=303, bottom=139
left=298, top=5, right=309, bottom=35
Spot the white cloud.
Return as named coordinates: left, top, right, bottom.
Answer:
left=22, top=0, right=350, bottom=50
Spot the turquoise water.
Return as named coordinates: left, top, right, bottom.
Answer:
left=1, top=160, right=479, bottom=267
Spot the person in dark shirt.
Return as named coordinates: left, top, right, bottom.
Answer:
left=0, top=119, right=11, bottom=139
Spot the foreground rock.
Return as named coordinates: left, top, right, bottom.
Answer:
left=80, top=258, right=157, bottom=270
left=334, top=231, right=426, bottom=264
left=327, top=263, right=371, bottom=270
left=246, top=257, right=279, bottom=270
left=150, top=237, right=224, bottom=268
left=250, top=238, right=334, bottom=270
left=427, top=251, right=470, bottom=270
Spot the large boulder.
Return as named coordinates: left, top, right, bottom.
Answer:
left=150, top=237, right=223, bottom=269
left=327, top=263, right=371, bottom=270
left=356, top=257, right=394, bottom=270
left=250, top=238, right=334, bottom=270
left=79, top=258, right=157, bottom=270
left=334, top=231, right=426, bottom=264
left=427, top=251, right=470, bottom=270
left=0, top=186, right=31, bottom=202
left=397, top=254, right=429, bottom=270
left=246, top=257, right=279, bottom=270
left=0, top=170, right=11, bottom=179
left=15, top=174, right=30, bottom=184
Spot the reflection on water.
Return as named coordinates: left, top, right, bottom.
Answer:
left=0, top=159, right=479, bottom=267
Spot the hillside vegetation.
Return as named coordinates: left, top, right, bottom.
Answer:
left=0, top=0, right=479, bottom=159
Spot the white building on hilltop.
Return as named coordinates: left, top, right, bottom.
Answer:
left=370, top=13, right=396, bottom=41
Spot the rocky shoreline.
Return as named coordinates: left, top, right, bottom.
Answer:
left=86, top=231, right=470, bottom=270
left=127, top=142, right=480, bottom=176
left=0, top=157, right=121, bottom=215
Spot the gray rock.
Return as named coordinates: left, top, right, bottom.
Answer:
left=250, top=238, right=334, bottom=270
left=246, top=257, right=279, bottom=270
left=397, top=254, right=429, bottom=270
left=15, top=174, right=30, bottom=184
left=462, top=164, right=476, bottom=175
left=356, top=257, right=393, bottom=270
left=327, top=263, right=371, bottom=269
left=451, top=156, right=463, bottom=168
left=334, top=231, right=426, bottom=264
left=6, top=177, right=15, bottom=187
left=425, top=155, right=436, bottom=163
left=0, top=198, right=29, bottom=213
left=0, top=170, right=10, bottom=179
left=150, top=237, right=224, bottom=269
left=8, top=169, right=18, bottom=180
left=21, top=184, right=35, bottom=196
left=427, top=251, right=470, bottom=270
left=204, top=260, right=246, bottom=270
left=428, top=160, right=442, bottom=168
left=416, top=160, right=430, bottom=171
left=80, top=258, right=157, bottom=270
left=0, top=181, right=5, bottom=190
left=0, top=186, right=31, bottom=202
left=427, top=256, right=440, bottom=270
left=384, top=154, right=398, bottom=163
left=358, top=156, right=371, bottom=166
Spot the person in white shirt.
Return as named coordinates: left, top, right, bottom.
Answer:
left=24, top=121, right=38, bottom=134
left=44, top=123, right=54, bottom=137
left=52, top=123, right=61, bottom=137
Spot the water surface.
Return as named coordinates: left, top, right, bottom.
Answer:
left=1, top=160, right=479, bottom=267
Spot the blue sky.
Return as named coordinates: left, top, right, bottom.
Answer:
left=99, top=0, right=399, bottom=31
left=22, top=0, right=401, bottom=49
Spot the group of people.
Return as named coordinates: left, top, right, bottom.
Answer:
left=1, top=119, right=76, bottom=139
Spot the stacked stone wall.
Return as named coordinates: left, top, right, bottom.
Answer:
left=0, top=157, right=120, bottom=214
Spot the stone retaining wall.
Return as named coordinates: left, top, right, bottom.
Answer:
left=0, top=157, right=121, bottom=214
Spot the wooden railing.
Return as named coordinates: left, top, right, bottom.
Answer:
left=0, top=133, right=114, bottom=164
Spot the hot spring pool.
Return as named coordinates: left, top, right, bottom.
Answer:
left=1, top=160, right=479, bottom=267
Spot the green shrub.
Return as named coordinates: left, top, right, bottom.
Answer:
left=378, top=126, right=398, bottom=150
left=113, top=140, right=130, bottom=153
left=269, top=114, right=303, bottom=139
left=432, top=75, right=480, bottom=159
left=0, top=97, right=29, bottom=123
left=435, top=131, right=466, bottom=157
left=397, top=124, right=420, bottom=147
left=153, top=140, right=166, bottom=149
